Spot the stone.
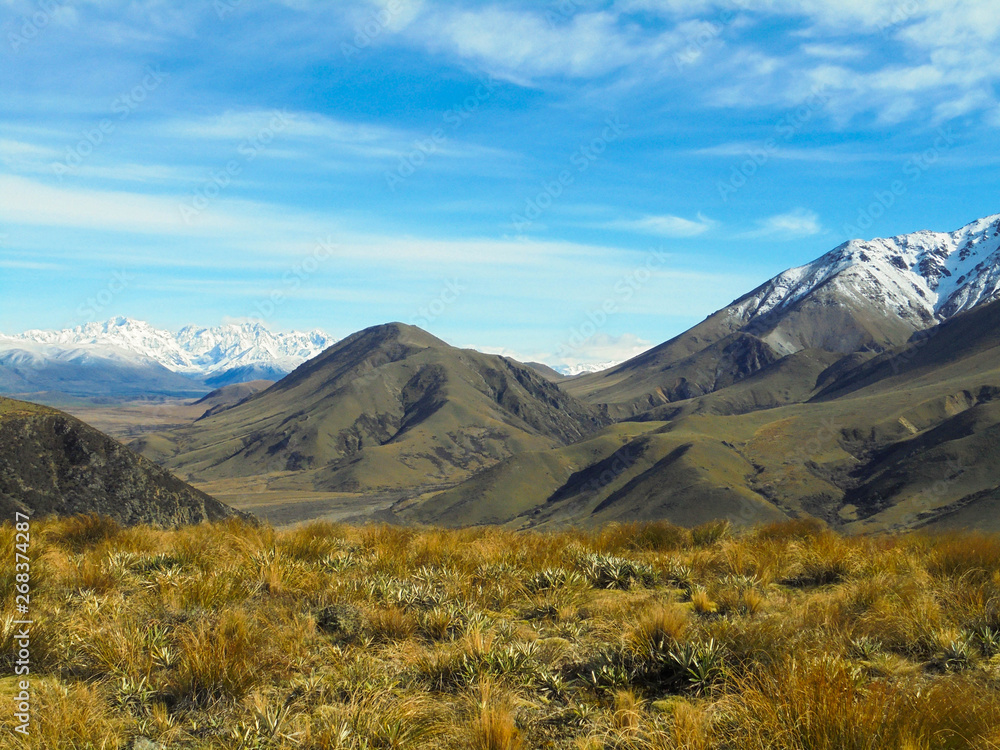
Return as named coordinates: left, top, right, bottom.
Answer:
left=316, top=603, right=365, bottom=639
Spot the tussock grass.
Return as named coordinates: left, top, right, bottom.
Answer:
left=2, top=516, right=1000, bottom=748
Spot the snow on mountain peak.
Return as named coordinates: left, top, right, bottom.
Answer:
left=735, top=213, right=1000, bottom=326
left=554, top=361, right=621, bottom=377
left=2, top=319, right=337, bottom=378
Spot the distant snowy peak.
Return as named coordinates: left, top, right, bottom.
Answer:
left=735, top=213, right=1000, bottom=326
left=3, top=318, right=336, bottom=377
left=555, top=361, right=620, bottom=377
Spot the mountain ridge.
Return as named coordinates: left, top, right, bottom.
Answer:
left=408, top=297, right=1000, bottom=531
left=2, top=317, right=336, bottom=377
left=565, top=213, right=1000, bottom=414
left=133, top=322, right=611, bottom=495
left=0, top=318, right=337, bottom=402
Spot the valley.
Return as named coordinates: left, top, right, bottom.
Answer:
left=7, top=214, right=998, bottom=535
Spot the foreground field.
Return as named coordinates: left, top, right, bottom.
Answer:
left=2, top=518, right=1000, bottom=749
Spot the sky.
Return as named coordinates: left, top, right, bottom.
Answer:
left=1, top=0, right=999, bottom=368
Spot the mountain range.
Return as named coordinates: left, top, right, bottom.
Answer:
left=7, top=213, right=1000, bottom=532
left=0, top=318, right=336, bottom=401
left=563, top=213, right=1000, bottom=417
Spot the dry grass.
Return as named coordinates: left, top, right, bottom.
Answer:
left=1, top=516, right=999, bottom=749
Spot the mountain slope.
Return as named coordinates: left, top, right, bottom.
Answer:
left=401, top=421, right=789, bottom=529
left=0, top=397, right=244, bottom=527
left=565, top=214, right=1000, bottom=415
left=135, top=323, right=609, bottom=494
left=194, top=380, right=275, bottom=419
left=406, top=299, right=1000, bottom=531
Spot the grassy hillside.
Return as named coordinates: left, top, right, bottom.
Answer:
left=135, top=323, right=607, bottom=495
left=415, top=302, right=1000, bottom=532
left=193, top=380, right=275, bottom=419
left=2, top=517, right=999, bottom=749
left=402, top=422, right=789, bottom=529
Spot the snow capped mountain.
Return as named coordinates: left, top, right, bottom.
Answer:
left=566, top=212, right=1000, bottom=412
left=554, top=361, right=620, bottom=377
left=734, top=214, right=1000, bottom=330
left=0, top=317, right=336, bottom=379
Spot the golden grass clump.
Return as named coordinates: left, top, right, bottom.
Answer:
left=3, top=515, right=1000, bottom=749
left=5, top=678, right=124, bottom=749
left=628, top=603, right=689, bottom=657
left=466, top=680, right=524, bottom=750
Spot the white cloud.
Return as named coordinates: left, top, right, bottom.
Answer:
left=693, top=142, right=894, bottom=163
left=0, top=139, right=60, bottom=161
left=800, top=43, right=864, bottom=60
left=932, top=91, right=994, bottom=123
left=604, top=213, right=716, bottom=237
left=596, top=0, right=1000, bottom=125
left=745, top=208, right=823, bottom=238
left=0, top=174, right=683, bottom=274
left=405, top=5, right=699, bottom=83
left=417, top=8, right=632, bottom=81
left=0, top=174, right=319, bottom=237
left=470, top=332, right=653, bottom=370
left=154, top=109, right=512, bottom=163
left=550, top=332, right=653, bottom=368
left=0, top=259, right=68, bottom=271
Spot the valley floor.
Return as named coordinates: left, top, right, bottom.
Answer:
left=2, top=517, right=1000, bottom=749
left=55, top=399, right=210, bottom=440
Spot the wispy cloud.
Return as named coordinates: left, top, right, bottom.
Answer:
left=470, top=332, right=653, bottom=370
left=151, top=108, right=515, bottom=165
left=405, top=5, right=697, bottom=84
left=0, top=259, right=68, bottom=271
left=800, top=44, right=865, bottom=60
left=744, top=209, right=824, bottom=239
left=692, top=142, right=894, bottom=163
left=1, top=0, right=996, bottom=353
left=602, top=213, right=716, bottom=237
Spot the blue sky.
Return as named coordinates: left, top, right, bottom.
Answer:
left=1, top=0, right=999, bottom=367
